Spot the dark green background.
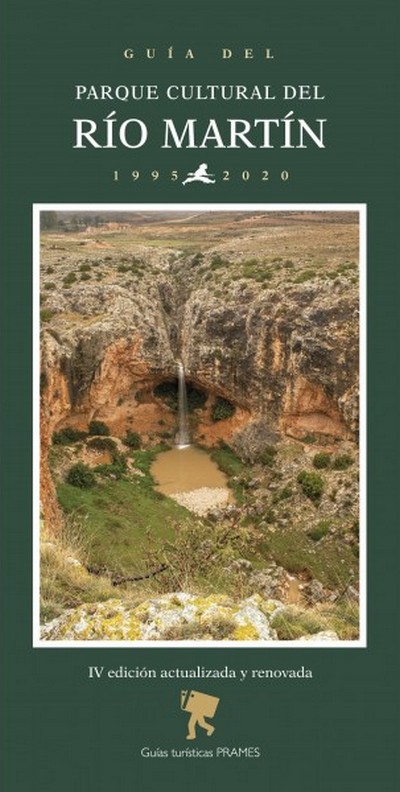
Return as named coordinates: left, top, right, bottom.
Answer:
left=0, top=1, right=398, bottom=789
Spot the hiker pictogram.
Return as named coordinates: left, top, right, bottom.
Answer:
left=180, top=690, right=220, bottom=740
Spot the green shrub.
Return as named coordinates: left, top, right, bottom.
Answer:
left=211, top=396, right=235, bottom=422
left=332, top=454, right=353, bottom=470
left=295, top=269, right=316, bottom=283
left=40, top=308, right=56, bottom=323
left=279, top=485, right=292, bottom=500
left=44, top=282, right=56, bottom=290
left=308, top=520, right=331, bottom=541
left=261, top=444, right=278, bottom=467
left=302, top=433, right=317, bottom=444
left=336, top=262, right=357, bottom=274
left=313, top=452, right=331, bottom=469
left=297, top=471, right=324, bottom=503
left=254, top=271, right=273, bottom=282
left=52, top=426, right=87, bottom=445
left=94, top=463, right=122, bottom=480
left=79, top=263, right=91, bottom=272
left=210, top=442, right=245, bottom=478
left=66, top=463, right=96, bottom=489
left=210, top=255, right=228, bottom=270
left=242, top=258, right=259, bottom=268
left=122, top=431, right=141, bottom=449
left=87, top=437, right=117, bottom=452
left=62, top=273, right=77, bottom=286
left=80, top=273, right=91, bottom=281
left=88, top=420, right=110, bottom=436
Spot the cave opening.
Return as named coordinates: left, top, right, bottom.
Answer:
left=153, top=377, right=237, bottom=424
left=154, top=379, right=208, bottom=413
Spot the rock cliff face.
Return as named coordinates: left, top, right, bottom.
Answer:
left=40, top=214, right=359, bottom=527
left=181, top=278, right=358, bottom=440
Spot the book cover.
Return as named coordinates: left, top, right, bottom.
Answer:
left=0, top=1, right=397, bottom=789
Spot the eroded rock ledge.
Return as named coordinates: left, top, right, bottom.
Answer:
left=40, top=593, right=339, bottom=642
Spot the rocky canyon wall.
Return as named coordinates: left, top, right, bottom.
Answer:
left=40, top=229, right=359, bottom=529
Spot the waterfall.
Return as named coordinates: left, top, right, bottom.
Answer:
left=176, top=361, right=190, bottom=448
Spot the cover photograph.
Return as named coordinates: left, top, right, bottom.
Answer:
left=34, top=203, right=365, bottom=648
left=0, top=1, right=398, bottom=790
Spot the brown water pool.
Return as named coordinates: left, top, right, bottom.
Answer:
left=151, top=446, right=229, bottom=496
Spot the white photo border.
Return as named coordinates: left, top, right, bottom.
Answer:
left=32, top=203, right=367, bottom=649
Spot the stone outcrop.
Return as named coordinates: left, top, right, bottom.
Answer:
left=40, top=593, right=342, bottom=642
left=40, top=593, right=285, bottom=641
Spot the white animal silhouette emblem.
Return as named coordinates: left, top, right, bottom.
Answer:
left=182, top=163, right=216, bottom=185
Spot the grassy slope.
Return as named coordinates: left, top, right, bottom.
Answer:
left=43, top=440, right=359, bottom=638
left=260, top=530, right=357, bottom=590
left=57, top=475, right=191, bottom=576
